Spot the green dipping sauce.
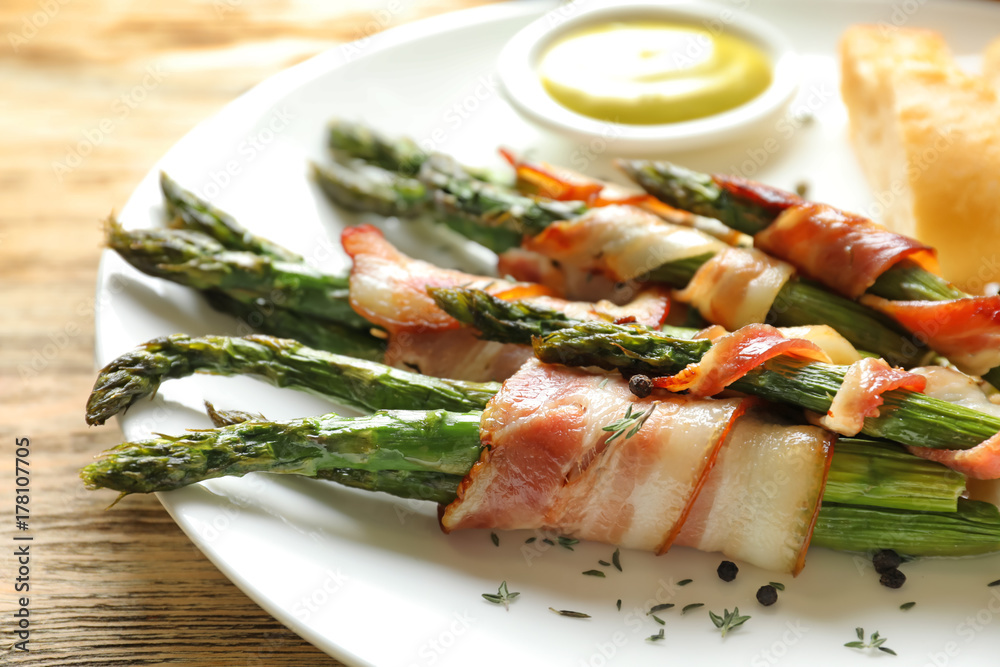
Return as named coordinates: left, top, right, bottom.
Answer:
left=538, top=21, right=773, bottom=125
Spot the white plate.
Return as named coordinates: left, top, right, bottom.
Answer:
left=97, top=2, right=1000, bottom=665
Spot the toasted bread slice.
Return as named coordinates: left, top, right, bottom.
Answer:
left=840, top=25, right=1000, bottom=292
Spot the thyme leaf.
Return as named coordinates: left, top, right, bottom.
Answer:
left=769, top=581, right=785, bottom=591
left=482, top=580, right=520, bottom=610
left=709, top=607, right=751, bottom=637
left=612, top=548, right=622, bottom=572
left=602, top=403, right=658, bottom=443
left=582, top=569, right=606, bottom=578
left=649, top=603, right=674, bottom=614
left=845, top=628, right=896, bottom=655
left=549, top=607, right=590, bottom=618
left=682, top=603, right=703, bottom=614
left=490, top=532, right=499, bottom=547
left=647, top=629, right=665, bottom=642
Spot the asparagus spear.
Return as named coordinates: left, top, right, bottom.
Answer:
left=812, top=500, right=1000, bottom=557
left=201, top=290, right=385, bottom=361
left=432, top=288, right=1000, bottom=451
left=204, top=399, right=463, bottom=504
left=106, top=218, right=368, bottom=328
left=81, top=409, right=483, bottom=495
left=86, top=334, right=498, bottom=426
left=160, top=172, right=302, bottom=262
left=80, top=407, right=1000, bottom=557
left=326, top=119, right=504, bottom=184
left=326, top=137, right=918, bottom=364
left=618, top=160, right=966, bottom=302
left=821, top=439, right=964, bottom=512
left=311, top=160, right=429, bottom=218
left=328, top=119, right=429, bottom=175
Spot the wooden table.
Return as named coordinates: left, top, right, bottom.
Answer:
left=0, top=2, right=492, bottom=664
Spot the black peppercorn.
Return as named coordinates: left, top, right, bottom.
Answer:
left=756, top=585, right=778, bottom=606
left=717, top=560, right=738, bottom=582
left=629, top=374, right=653, bottom=398
left=873, top=549, right=902, bottom=574
left=880, top=568, right=906, bottom=589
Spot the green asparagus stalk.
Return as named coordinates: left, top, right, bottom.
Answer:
left=311, top=161, right=429, bottom=218
left=80, top=407, right=1000, bottom=557
left=86, top=334, right=499, bottom=426
left=201, top=290, right=385, bottom=361
left=822, top=439, right=965, bottom=512
left=328, top=136, right=917, bottom=363
left=618, top=160, right=966, bottom=302
left=160, top=172, right=302, bottom=262
left=328, top=119, right=429, bottom=175
left=812, top=500, right=1000, bottom=557
left=327, top=119, right=504, bottom=183
left=106, top=218, right=368, bottom=328
left=81, top=409, right=484, bottom=495
left=432, top=288, right=1000, bottom=450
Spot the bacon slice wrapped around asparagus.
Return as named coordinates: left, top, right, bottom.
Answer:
left=619, top=161, right=1000, bottom=386
left=342, top=224, right=670, bottom=382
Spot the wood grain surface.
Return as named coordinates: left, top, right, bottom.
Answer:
left=0, top=2, right=493, bottom=664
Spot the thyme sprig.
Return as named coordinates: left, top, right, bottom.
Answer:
left=845, top=627, right=897, bottom=655
left=482, top=580, right=520, bottom=610
left=602, top=403, right=658, bottom=443
left=709, top=607, right=751, bottom=637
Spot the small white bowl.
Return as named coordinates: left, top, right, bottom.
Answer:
left=497, top=0, right=799, bottom=154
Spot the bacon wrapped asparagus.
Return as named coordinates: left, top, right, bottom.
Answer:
left=620, top=161, right=1000, bottom=385
left=82, top=351, right=996, bottom=569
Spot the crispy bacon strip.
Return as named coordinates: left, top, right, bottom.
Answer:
left=521, top=205, right=728, bottom=287
left=755, top=203, right=938, bottom=299
left=652, top=324, right=831, bottom=397
left=909, top=434, right=1000, bottom=480
left=713, top=173, right=804, bottom=213
left=675, top=247, right=795, bottom=330
left=500, top=149, right=644, bottom=207
left=343, top=224, right=670, bottom=381
left=441, top=360, right=747, bottom=553
left=905, top=366, right=1000, bottom=479
left=861, top=295, right=1000, bottom=377
left=674, top=409, right=834, bottom=575
left=817, top=358, right=927, bottom=436
left=343, top=224, right=553, bottom=334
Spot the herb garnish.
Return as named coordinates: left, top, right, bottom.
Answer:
left=709, top=607, right=751, bottom=637
left=582, top=569, right=606, bottom=578
left=682, top=603, right=703, bottom=614
left=616, top=599, right=622, bottom=611
left=543, top=538, right=554, bottom=546
left=649, top=603, right=674, bottom=614
left=549, top=607, right=590, bottom=618
left=845, top=628, right=896, bottom=655
left=598, top=560, right=610, bottom=567
left=677, top=578, right=693, bottom=586
left=603, top=403, right=658, bottom=443
left=769, top=581, right=786, bottom=591
left=988, top=579, right=1000, bottom=587
left=900, top=602, right=916, bottom=611
left=598, top=377, right=610, bottom=389
left=525, top=537, right=536, bottom=544
left=490, top=532, right=499, bottom=547
left=651, top=614, right=665, bottom=625
left=647, top=629, right=665, bottom=642
left=558, top=536, right=579, bottom=551
left=612, top=548, right=622, bottom=572
left=482, top=581, right=520, bottom=610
